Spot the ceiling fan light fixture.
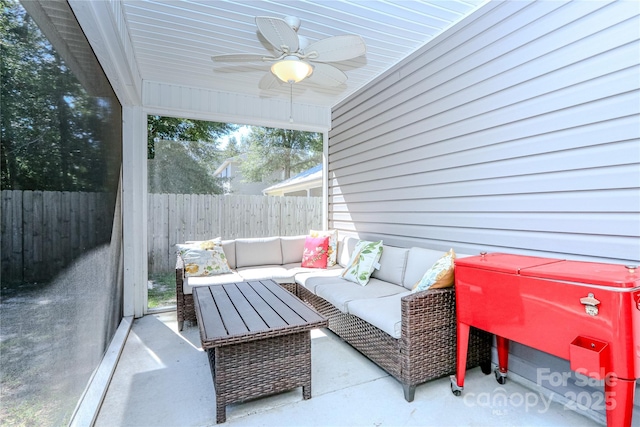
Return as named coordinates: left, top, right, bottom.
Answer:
left=271, top=57, right=313, bottom=84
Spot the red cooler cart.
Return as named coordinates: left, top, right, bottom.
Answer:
left=451, top=252, right=639, bottom=427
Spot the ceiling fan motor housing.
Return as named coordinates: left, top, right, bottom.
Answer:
left=284, top=16, right=301, bottom=32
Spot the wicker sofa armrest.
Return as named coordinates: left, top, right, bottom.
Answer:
left=398, top=287, right=457, bottom=399
left=399, top=287, right=491, bottom=395
left=401, top=287, right=456, bottom=335
left=176, top=255, right=185, bottom=289
left=176, top=256, right=187, bottom=330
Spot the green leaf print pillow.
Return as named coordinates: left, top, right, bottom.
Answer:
left=341, top=240, right=384, bottom=286
left=176, top=243, right=231, bottom=277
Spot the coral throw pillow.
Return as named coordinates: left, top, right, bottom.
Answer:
left=310, top=229, right=338, bottom=266
left=301, top=236, right=329, bottom=268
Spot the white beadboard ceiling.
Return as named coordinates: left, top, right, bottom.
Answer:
left=120, top=0, right=485, bottom=108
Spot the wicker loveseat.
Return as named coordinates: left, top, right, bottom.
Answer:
left=175, top=235, right=491, bottom=401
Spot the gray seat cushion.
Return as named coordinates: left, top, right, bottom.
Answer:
left=295, top=268, right=345, bottom=294
left=315, top=278, right=407, bottom=313
left=183, top=272, right=243, bottom=295
left=236, top=263, right=325, bottom=284
left=281, top=263, right=338, bottom=279
left=236, top=265, right=293, bottom=283
left=346, top=291, right=411, bottom=339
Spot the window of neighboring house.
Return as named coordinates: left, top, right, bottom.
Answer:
left=1, top=1, right=123, bottom=425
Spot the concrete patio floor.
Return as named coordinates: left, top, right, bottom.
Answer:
left=94, top=311, right=607, bottom=427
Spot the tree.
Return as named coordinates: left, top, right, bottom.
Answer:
left=1, top=0, right=120, bottom=192
left=147, top=115, right=236, bottom=159
left=147, top=140, right=224, bottom=194
left=240, top=127, right=322, bottom=183
left=146, top=116, right=238, bottom=193
left=222, top=134, right=242, bottom=159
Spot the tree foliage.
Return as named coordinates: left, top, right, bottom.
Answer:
left=240, top=127, right=322, bottom=183
left=0, top=0, right=318, bottom=196
left=146, top=116, right=237, bottom=194
left=147, top=115, right=236, bottom=159
left=1, top=0, right=121, bottom=192
left=222, top=134, right=242, bottom=159
left=148, top=140, right=224, bottom=194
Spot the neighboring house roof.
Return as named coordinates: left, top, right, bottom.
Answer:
left=263, top=164, right=322, bottom=196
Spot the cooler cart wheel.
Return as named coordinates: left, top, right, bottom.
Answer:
left=480, top=360, right=492, bottom=375
left=450, top=375, right=463, bottom=396
left=495, top=369, right=507, bottom=385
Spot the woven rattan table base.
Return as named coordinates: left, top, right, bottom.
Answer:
left=208, top=331, right=311, bottom=423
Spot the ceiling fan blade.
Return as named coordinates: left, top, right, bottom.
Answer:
left=212, top=53, right=273, bottom=63
left=307, top=63, right=347, bottom=87
left=305, top=35, right=366, bottom=62
left=258, top=72, right=282, bottom=90
left=255, top=16, right=299, bottom=54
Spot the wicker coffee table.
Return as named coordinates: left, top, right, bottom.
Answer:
left=192, top=279, right=327, bottom=423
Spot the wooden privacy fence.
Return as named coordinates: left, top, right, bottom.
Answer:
left=148, top=194, right=323, bottom=275
left=1, top=190, right=115, bottom=283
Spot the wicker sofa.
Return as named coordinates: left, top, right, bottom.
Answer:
left=175, top=235, right=328, bottom=331
left=175, top=235, right=492, bottom=401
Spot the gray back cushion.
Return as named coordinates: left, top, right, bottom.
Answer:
left=402, top=247, right=474, bottom=290
left=221, top=240, right=236, bottom=269
left=338, top=236, right=360, bottom=267
left=281, top=235, right=306, bottom=264
left=402, top=247, right=450, bottom=290
left=371, top=245, right=409, bottom=285
left=235, top=237, right=282, bottom=268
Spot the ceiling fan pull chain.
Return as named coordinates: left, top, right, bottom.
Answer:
left=289, top=83, right=294, bottom=123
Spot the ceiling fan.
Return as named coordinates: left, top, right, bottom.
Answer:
left=211, top=16, right=366, bottom=89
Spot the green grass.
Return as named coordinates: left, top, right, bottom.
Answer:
left=0, top=274, right=177, bottom=426
left=147, top=272, right=177, bottom=309
left=1, top=397, right=56, bottom=427
left=1, top=281, right=87, bottom=426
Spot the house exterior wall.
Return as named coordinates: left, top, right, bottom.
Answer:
left=224, top=162, right=272, bottom=195
left=329, top=0, right=639, bottom=417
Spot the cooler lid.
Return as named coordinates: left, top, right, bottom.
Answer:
left=520, top=260, right=640, bottom=288
left=455, top=253, right=562, bottom=274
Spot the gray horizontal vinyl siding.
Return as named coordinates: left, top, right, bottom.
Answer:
left=330, top=0, right=639, bottom=264
left=329, top=0, right=640, bottom=419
